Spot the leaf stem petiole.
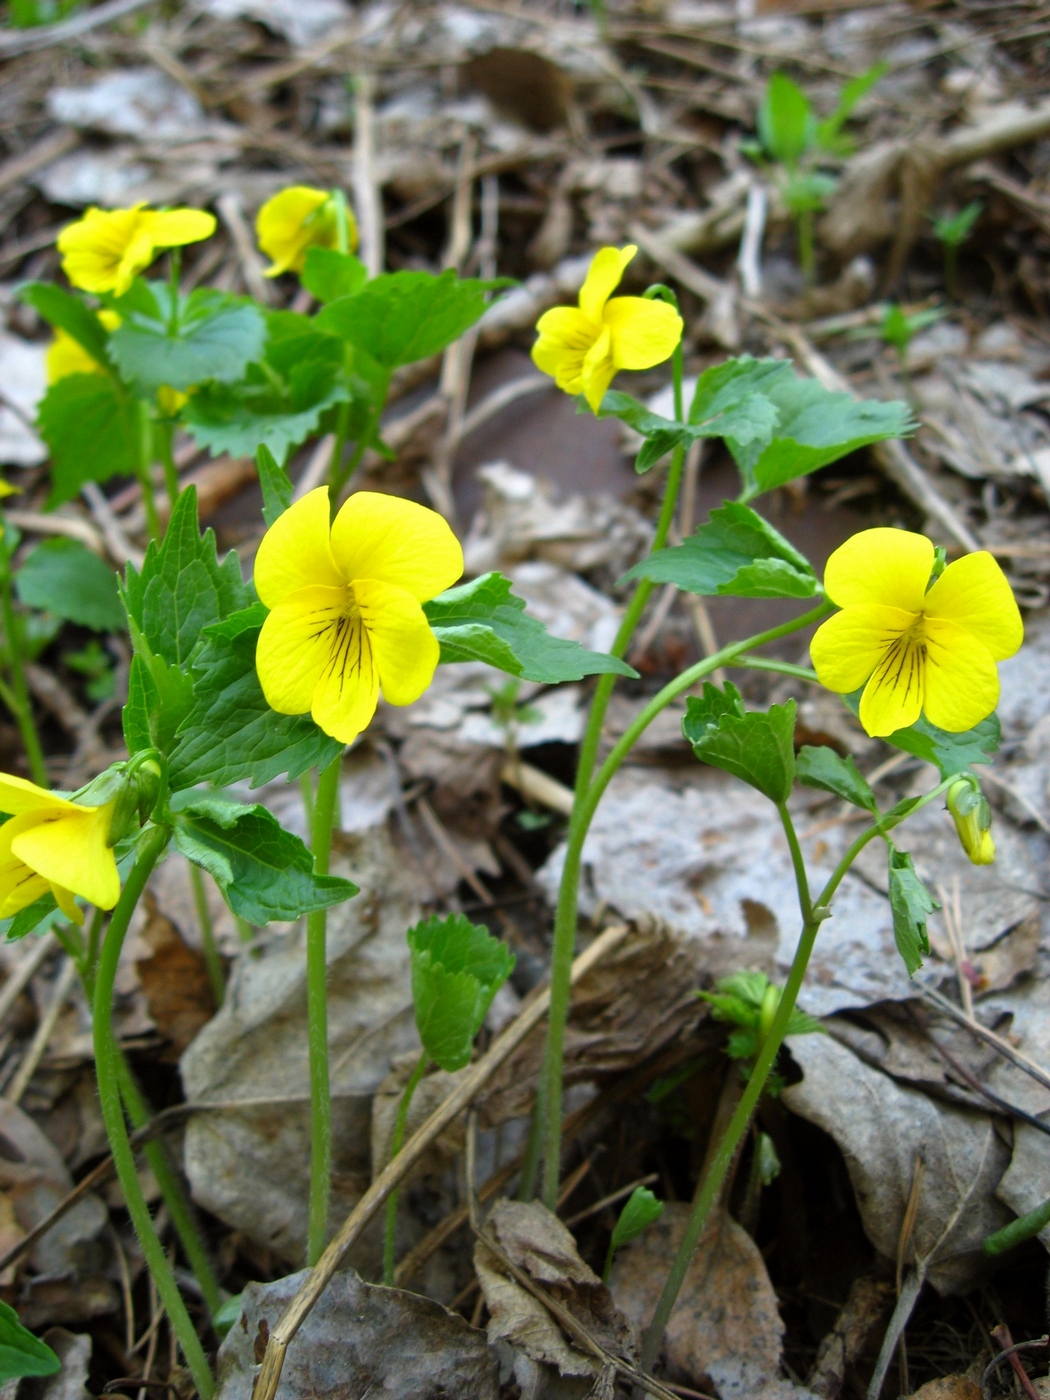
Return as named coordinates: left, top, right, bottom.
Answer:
left=382, top=1049, right=430, bottom=1284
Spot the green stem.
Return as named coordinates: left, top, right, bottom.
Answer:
left=0, top=569, right=46, bottom=788
left=326, top=401, right=353, bottom=512
left=136, top=401, right=161, bottom=541
left=382, top=1050, right=429, bottom=1285
left=330, top=379, right=388, bottom=504
left=306, top=753, right=343, bottom=1266
left=92, top=824, right=214, bottom=1397
left=114, top=1051, right=224, bottom=1326
left=331, top=190, right=351, bottom=254
left=730, top=655, right=820, bottom=683
left=299, top=771, right=315, bottom=844
left=83, top=907, right=103, bottom=997
left=638, top=777, right=955, bottom=1370
left=155, top=418, right=180, bottom=511
left=189, top=863, right=225, bottom=1008
left=534, top=598, right=832, bottom=1208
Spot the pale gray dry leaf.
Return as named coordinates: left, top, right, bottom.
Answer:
left=215, top=1268, right=498, bottom=1400
left=196, top=0, right=352, bottom=47
left=782, top=1034, right=1011, bottom=1294
left=15, top=1329, right=91, bottom=1400
left=0, top=334, right=46, bottom=468
left=47, top=70, right=208, bottom=140
left=610, top=1204, right=815, bottom=1400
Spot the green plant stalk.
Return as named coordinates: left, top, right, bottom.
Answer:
left=331, top=189, right=351, bottom=255
left=136, top=400, right=161, bottom=541
left=330, top=375, right=389, bottom=502
left=299, top=771, right=315, bottom=844
left=189, top=862, right=225, bottom=1007
left=730, top=655, right=819, bottom=683
left=797, top=207, right=816, bottom=286
left=306, top=752, right=343, bottom=1266
left=638, top=777, right=954, bottom=1371
left=522, top=344, right=686, bottom=1202
left=0, top=562, right=46, bottom=788
left=535, top=595, right=833, bottom=1209
left=92, top=823, right=214, bottom=1397
left=155, top=418, right=180, bottom=511
left=382, top=1049, right=429, bottom=1285
left=984, top=1195, right=1050, bottom=1256
left=114, top=1050, right=224, bottom=1325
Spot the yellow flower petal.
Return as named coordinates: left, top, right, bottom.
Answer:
left=0, top=481, right=18, bottom=501
left=0, top=812, right=50, bottom=917
left=311, top=612, right=379, bottom=744
left=923, top=551, right=1023, bottom=662
left=256, top=186, right=336, bottom=276
left=578, top=245, right=636, bottom=324
left=253, top=487, right=344, bottom=609
left=256, top=585, right=349, bottom=715
left=140, top=208, right=217, bottom=248
left=923, top=618, right=1001, bottom=732
left=329, top=492, right=463, bottom=603
left=12, top=803, right=119, bottom=910
left=604, top=296, right=683, bottom=370
left=531, top=307, right=595, bottom=392
left=57, top=205, right=212, bottom=295
left=823, top=528, right=933, bottom=613
left=355, top=578, right=440, bottom=706
left=810, top=604, right=916, bottom=694
left=50, top=882, right=84, bottom=926
left=0, top=774, right=75, bottom=816
left=858, top=634, right=925, bottom=737
left=47, top=329, right=103, bottom=383
left=581, top=339, right=617, bottom=414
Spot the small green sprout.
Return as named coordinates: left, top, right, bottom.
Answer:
left=603, top=1186, right=664, bottom=1282
left=931, top=200, right=982, bottom=298
left=699, top=970, right=823, bottom=1090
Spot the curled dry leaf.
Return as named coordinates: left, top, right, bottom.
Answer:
left=214, top=1268, right=498, bottom=1400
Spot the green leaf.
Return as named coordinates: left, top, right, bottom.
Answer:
left=814, top=62, right=886, bottom=156
left=316, top=268, right=511, bottom=368
left=783, top=169, right=838, bottom=215
left=183, top=312, right=349, bottom=464
left=406, top=913, right=514, bottom=1071
left=173, top=796, right=357, bottom=925
left=757, top=72, right=815, bottom=166
left=107, top=284, right=266, bottom=394
left=0, top=1301, right=61, bottom=1383
left=301, top=247, right=368, bottom=303
left=36, top=373, right=139, bottom=506
left=932, top=201, right=983, bottom=248
left=622, top=501, right=817, bottom=599
left=16, top=537, right=124, bottom=631
left=423, top=572, right=638, bottom=683
left=730, top=374, right=914, bottom=495
left=169, top=608, right=342, bottom=790
left=18, top=281, right=110, bottom=363
left=256, top=444, right=293, bottom=527
left=1, top=894, right=61, bottom=942
left=887, top=843, right=937, bottom=975
left=123, top=654, right=159, bottom=754
left=683, top=682, right=796, bottom=802
left=610, top=1186, right=664, bottom=1250
left=795, top=745, right=876, bottom=811
left=841, top=694, right=1000, bottom=778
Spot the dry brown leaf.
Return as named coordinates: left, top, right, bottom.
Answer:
left=136, top=893, right=216, bottom=1056
left=905, top=1378, right=981, bottom=1400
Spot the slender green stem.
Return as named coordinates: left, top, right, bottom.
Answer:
left=382, top=1050, right=429, bottom=1285
left=306, top=753, right=343, bottom=1266
left=92, top=824, right=214, bottom=1397
left=114, top=1051, right=224, bottom=1325
left=326, top=402, right=353, bottom=512
left=331, top=189, right=351, bottom=254
left=84, top=907, right=103, bottom=996
left=155, top=419, right=180, bottom=511
left=136, top=401, right=161, bottom=541
left=299, top=771, right=315, bottom=844
left=0, top=571, right=46, bottom=787
left=189, top=863, right=225, bottom=1008
left=167, top=249, right=182, bottom=334
left=639, top=777, right=956, bottom=1370
left=534, top=599, right=832, bottom=1208
left=729, top=655, right=820, bottom=683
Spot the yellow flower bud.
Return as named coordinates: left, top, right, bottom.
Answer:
left=946, top=777, right=995, bottom=866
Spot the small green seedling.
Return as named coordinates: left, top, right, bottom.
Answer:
left=603, top=1185, right=664, bottom=1282
left=749, top=65, right=885, bottom=284
left=384, top=913, right=515, bottom=1283
left=740, top=1130, right=781, bottom=1235
left=699, top=969, right=823, bottom=1088
left=931, top=200, right=982, bottom=298
left=879, top=303, right=946, bottom=390
left=0, top=1301, right=61, bottom=1384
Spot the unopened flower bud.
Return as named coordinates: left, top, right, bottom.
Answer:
left=946, top=777, right=995, bottom=866
left=758, top=982, right=780, bottom=1044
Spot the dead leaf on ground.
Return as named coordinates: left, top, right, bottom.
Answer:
left=14, top=1329, right=92, bottom=1400
left=904, top=1378, right=981, bottom=1400
left=215, top=1267, right=498, bottom=1400
left=136, top=892, right=216, bottom=1057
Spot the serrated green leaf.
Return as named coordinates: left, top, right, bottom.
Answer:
left=757, top=72, right=815, bottom=165
left=887, top=843, right=937, bottom=975
left=18, top=281, right=110, bottom=363
left=0, top=1301, right=60, bottom=1383
left=316, top=268, right=511, bottom=368
left=795, top=745, right=876, bottom=811
left=173, top=796, right=357, bottom=924
left=423, top=572, right=637, bottom=683
left=731, top=375, right=914, bottom=495
left=256, top=444, right=293, bottom=527
left=840, top=694, right=1000, bottom=778
left=684, top=683, right=796, bottom=802
left=622, top=501, right=817, bottom=599
left=36, top=373, right=139, bottom=506
left=169, top=609, right=341, bottom=790
left=107, top=284, right=266, bottom=393
left=610, top=1186, right=664, bottom=1250
left=301, top=247, right=368, bottom=303
left=123, top=654, right=159, bottom=754
left=16, top=537, right=124, bottom=631
left=406, top=913, right=514, bottom=1071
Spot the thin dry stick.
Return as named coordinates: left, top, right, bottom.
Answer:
left=251, top=924, right=630, bottom=1400
left=136, top=1271, right=162, bottom=1400
left=894, top=1154, right=925, bottom=1395
left=564, top=1173, right=660, bottom=1229
left=216, top=193, right=274, bottom=306
left=920, top=985, right=1050, bottom=1094
left=352, top=72, right=383, bottom=279
left=5, top=956, right=77, bottom=1105
left=936, top=876, right=974, bottom=1020
left=111, top=1223, right=136, bottom=1357
left=0, top=934, right=56, bottom=1029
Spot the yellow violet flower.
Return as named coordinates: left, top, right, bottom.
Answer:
left=254, top=489, right=462, bottom=744
left=0, top=774, right=120, bottom=924
left=531, top=244, right=684, bottom=412
left=46, top=310, right=121, bottom=383
left=811, top=528, right=1023, bottom=738
left=57, top=204, right=216, bottom=297
left=256, top=186, right=357, bottom=277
